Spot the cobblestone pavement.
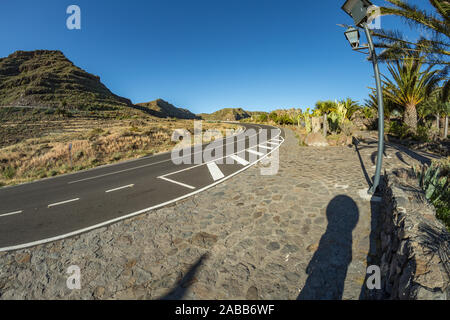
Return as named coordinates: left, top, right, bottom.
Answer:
left=0, top=128, right=435, bottom=300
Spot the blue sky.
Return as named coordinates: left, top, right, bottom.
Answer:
left=0, top=0, right=432, bottom=114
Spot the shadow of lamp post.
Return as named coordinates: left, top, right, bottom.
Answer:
left=341, top=0, right=385, bottom=195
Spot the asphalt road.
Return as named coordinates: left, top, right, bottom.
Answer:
left=0, top=123, right=284, bottom=251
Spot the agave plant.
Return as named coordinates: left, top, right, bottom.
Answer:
left=414, top=161, right=449, bottom=203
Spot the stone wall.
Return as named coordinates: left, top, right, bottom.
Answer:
left=377, top=169, right=449, bottom=300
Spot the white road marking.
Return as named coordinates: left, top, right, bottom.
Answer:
left=158, top=176, right=196, bottom=190
left=271, top=138, right=283, bottom=142
left=0, top=127, right=284, bottom=253
left=229, top=154, right=249, bottom=166
left=247, top=149, right=264, bottom=156
left=266, top=142, right=279, bottom=146
left=48, top=198, right=80, bottom=208
left=105, top=184, right=134, bottom=193
left=68, top=160, right=170, bottom=184
left=258, top=145, right=273, bottom=150
left=160, top=133, right=283, bottom=179
left=68, top=126, right=251, bottom=185
left=207, top=162, right=225, bottom=181
left=0, top=210, right=22, bottom=218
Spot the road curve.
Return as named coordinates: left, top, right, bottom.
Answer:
left=0, top=123, right=284, bottom=252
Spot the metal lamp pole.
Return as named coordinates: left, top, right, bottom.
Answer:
left=362, top=23, right=384, bottom=194
left=341, top=0, right=385, bottom=194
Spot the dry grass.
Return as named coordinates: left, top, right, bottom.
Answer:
left=0, top=118, right=238, bottom=186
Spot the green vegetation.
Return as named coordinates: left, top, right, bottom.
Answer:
left=374, top=0, right=449, bottom=66
left=0, top=118, right=237, bottom=186
left=414, top=159, right=450, bottom=230
left=382, top=53, right=443, bottom=133
left=362, top=1, right=450, bottom=142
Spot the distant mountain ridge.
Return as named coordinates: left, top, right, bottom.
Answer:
left=0, top=50, right=132, bottom=110
left=136, top=99, right=198, bottom=119
left=198, top=108, right=252, bottom=121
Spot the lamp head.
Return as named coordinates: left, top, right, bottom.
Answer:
left=344, top=26, right=360, bottom=49
left=342, top=0, right=373, bottom=27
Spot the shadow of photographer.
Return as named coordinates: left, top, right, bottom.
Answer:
left=298, top=195, right=359, bottom=300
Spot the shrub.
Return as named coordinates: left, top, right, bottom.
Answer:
left=340, top=119, right=355, bottom=136
left=258, top=114, right=268, bottom=122
left=414, top=125, right=431, bottom=142
left=2, top=166, right=16, bottom=179
left=388, top=121, right=411, bottom=139
left=269, top=112, right=278, bottom=122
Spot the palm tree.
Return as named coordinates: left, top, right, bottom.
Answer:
left=314, top=100, right=336, bottom=115
left=382, top=55, right=441, bottom=132
left=418, top=84, right=449, bottom=124
left=365, top=86, right=402, bottom=119
left=374, top=0, right=449, bottom=66
left=340, top=98, right=362, bottom=119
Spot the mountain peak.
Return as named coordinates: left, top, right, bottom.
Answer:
left=136, top=99, right=198, bottom=119
left=0, top=49, right=131, bottom=109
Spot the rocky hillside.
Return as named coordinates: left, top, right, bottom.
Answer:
left=136, top=99, right=198, bottom=119
left=0, top=50, right=132, bottom=110
left=198, top=108, right=252, bottom=121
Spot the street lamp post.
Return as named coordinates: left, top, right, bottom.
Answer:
left=341, top=0, right=384, bottom=195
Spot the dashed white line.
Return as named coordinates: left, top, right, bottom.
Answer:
left=207, top=162, right=225, bottom=181
left=68, top=160, right=170, bottom=184
left=229, top=154, right=249, bottom=166
left=158, top=176, right=196, bottom=190
left=0, top=127, right=284, bottom=252
left=105, top=184, right=134, bottom=193
left=247, top=149, right=264, bottom=156
left=48, top=198, right=80, bottom=208
left=0, top=210, right=22, bottom=218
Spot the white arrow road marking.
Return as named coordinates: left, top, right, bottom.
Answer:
left=0, top=210, right=22, bottom=218
left=159, top=176, right=196, bottom=190
left=105, top=184, right=134, bottom=193
left=207, top=162, right=225, bottom=181
left=229, top=154, right=249, bottom=166
left=258, top=145, right=273, bottom=150
left=247, top=149, right=264, bottom=156
left=48, top=198, right=80, bottom=208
